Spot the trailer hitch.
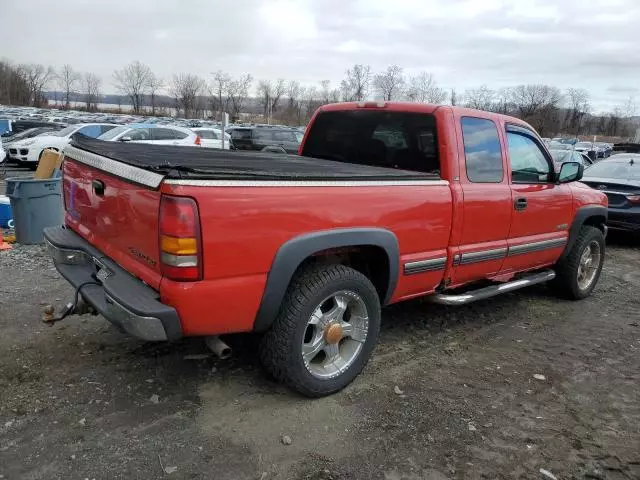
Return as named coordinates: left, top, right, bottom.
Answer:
left=42, top=281, right=100, bottom=325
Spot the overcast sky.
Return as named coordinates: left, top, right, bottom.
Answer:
left=3, top=0, right=639, bottom=113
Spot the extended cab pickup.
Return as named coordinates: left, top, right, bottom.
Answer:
left=45, top=102, right=608, bottom=397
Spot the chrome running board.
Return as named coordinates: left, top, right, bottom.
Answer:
left=429, top=270, right=556, bottom=306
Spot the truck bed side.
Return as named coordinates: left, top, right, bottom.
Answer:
left=159, top=179, right=453, bottom=335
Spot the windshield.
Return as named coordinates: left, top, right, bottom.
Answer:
left=98, top=125, right=129, bottom=140
left=575, top=142, right=592, bottom=148
left=52, top=125, right=79, bottom=137
left=584, top=159, right=640, bottom=180
left=2, top=128, right=37, bottom=142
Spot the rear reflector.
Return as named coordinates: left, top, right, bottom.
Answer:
left=159, top=195, right=202, bottom=281
left=194, top=135, right=201, bottom=146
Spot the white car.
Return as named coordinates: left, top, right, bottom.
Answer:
left=0, top=143, right=5, bottom=163
left=7, top=123, right=117, bottom=165
left=191, top=127, right=231, bottom=149
left=98, top=124, right=201, bottom=146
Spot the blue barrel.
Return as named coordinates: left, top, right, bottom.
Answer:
left=5, top=177, right=63, bottom=244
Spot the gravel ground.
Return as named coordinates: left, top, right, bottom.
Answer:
left=0, top=235, right=639, bottom=480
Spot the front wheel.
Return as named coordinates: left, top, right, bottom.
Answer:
left=551, top=226, right=605, bottom=299
left=259, top=264, right=381, bottom=397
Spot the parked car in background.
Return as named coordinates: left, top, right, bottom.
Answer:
left=0, top=142, right=5, bottom=163
left=7, top=123, right=116, bottom=165
left=2, top=125, right=63, bottom=144
left=190, top=127, right=231, bottom=149
left=228, top=125, right=303, bottom=154
left=595, top=142, right=613, bottom=158
left=581, top=155, right=640, bottom=233
left=98, top=124, right=201, bottom=147
left=548, top=142, right=573, bottom=151
left=574, top=142, right=606, bottom=159
left=0, top=120, right=60, bottom=137
left=3, top=126, right=65, bottom=164
left=549, top=149, right=593, bottom=170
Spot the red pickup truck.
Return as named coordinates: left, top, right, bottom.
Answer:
left=44, top=102, right=608, bottom=397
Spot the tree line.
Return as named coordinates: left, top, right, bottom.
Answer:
left=0, top=58, right=637, bottom=138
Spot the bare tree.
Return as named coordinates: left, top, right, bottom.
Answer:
left=147, top=73, right=164, bottom=116
left=319, top=80, right=331, bottom=104
left=257, top=80, right=273, bottom=120
left=464, top=85, right=495, bottom=111
left=210, top=70, right=231, bottom=119
left=113, top=61, right=152, bottom=114
left=508, top=84, right=561, bottom=135
left=405, top=72, right=447, bottom=104
left=374, top=65, right=405, bottom=101
left=170, top=73, right=205, bottom=118
left=22, top=64, right=55, bottom=106
left=83, top=73, right=102, bottom=111
left=271, top=78, right=286, bottom=114
left=58, top=64, right=80, bottom=110
left=341, top=64, right=371, bottom=101
left=450, top=88, right=459, bottom=106
left=565, top=88, right=590, bottom=135
left=0, top=60, right=30, bottom=105
left=227, top=73, right=252, bottom=121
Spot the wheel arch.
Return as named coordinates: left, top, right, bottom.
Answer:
left=253, top=228, right=399, bottom=332
left=560, top=205, right=608, bottom=260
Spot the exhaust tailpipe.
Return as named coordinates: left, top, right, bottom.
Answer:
left=205, top=336, right=232, bottom=360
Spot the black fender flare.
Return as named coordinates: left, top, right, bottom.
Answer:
left=253, top=228, right=399, bottom=332
left=560, top=205, right=608, bottom=260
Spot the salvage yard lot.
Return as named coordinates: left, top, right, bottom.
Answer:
left=1, top=238, right=639, bottom=480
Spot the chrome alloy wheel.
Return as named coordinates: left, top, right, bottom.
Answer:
left=301, top=290, right=369, bottom=379
left=577, top=240, right=601, bottom=291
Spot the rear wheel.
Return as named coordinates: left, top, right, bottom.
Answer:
left=259, top=264, right=381, bottom=397
left=551, top=226, right=605, bottom=299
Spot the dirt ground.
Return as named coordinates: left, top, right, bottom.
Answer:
left=1, top=235, right=639, bottom=480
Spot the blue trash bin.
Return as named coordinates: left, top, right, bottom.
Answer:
left=5, top=177, right=63, bottom=244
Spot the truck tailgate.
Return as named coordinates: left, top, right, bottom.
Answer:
left=62, top=156, right=163, bottom=290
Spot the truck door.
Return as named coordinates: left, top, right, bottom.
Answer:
left=503, top=124, right=573, bottom=272
left=450, top=116, right=512, bottom=286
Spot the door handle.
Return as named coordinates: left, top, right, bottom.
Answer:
left=92, top=179, right=105, bottom=196
left=514, top=197, right=527, bottom=211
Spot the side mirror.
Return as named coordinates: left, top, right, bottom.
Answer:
left=557, top=161, right=584, bottom=183
left=120, top=136, right=132, bottom=142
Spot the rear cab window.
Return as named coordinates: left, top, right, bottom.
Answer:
left=301, top=110, right=440, bottom=175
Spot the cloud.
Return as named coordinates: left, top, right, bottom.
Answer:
left=0, top=0, right=638, bottom=112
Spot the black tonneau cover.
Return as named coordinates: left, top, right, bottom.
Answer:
left=69, top=135, right=437, bottom=181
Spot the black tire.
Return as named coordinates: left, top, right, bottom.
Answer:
left=551, top=226, right=605, bottom=299
left=259, top=264, right=381, bottom=397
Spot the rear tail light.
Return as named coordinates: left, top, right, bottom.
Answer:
left=159, top=195, right=202, bottom=281
left=194, top=135, right=201, bottom=146
left=627, top=194, right=640, bottom=205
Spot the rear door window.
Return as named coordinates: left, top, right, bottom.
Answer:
left=126, top=128, right=151, bottom=141
left=461, top=117, right=503, bottom=183
left=230, top=129, right=252, bottom=140
left=301, top=110, right=439, bottom=174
